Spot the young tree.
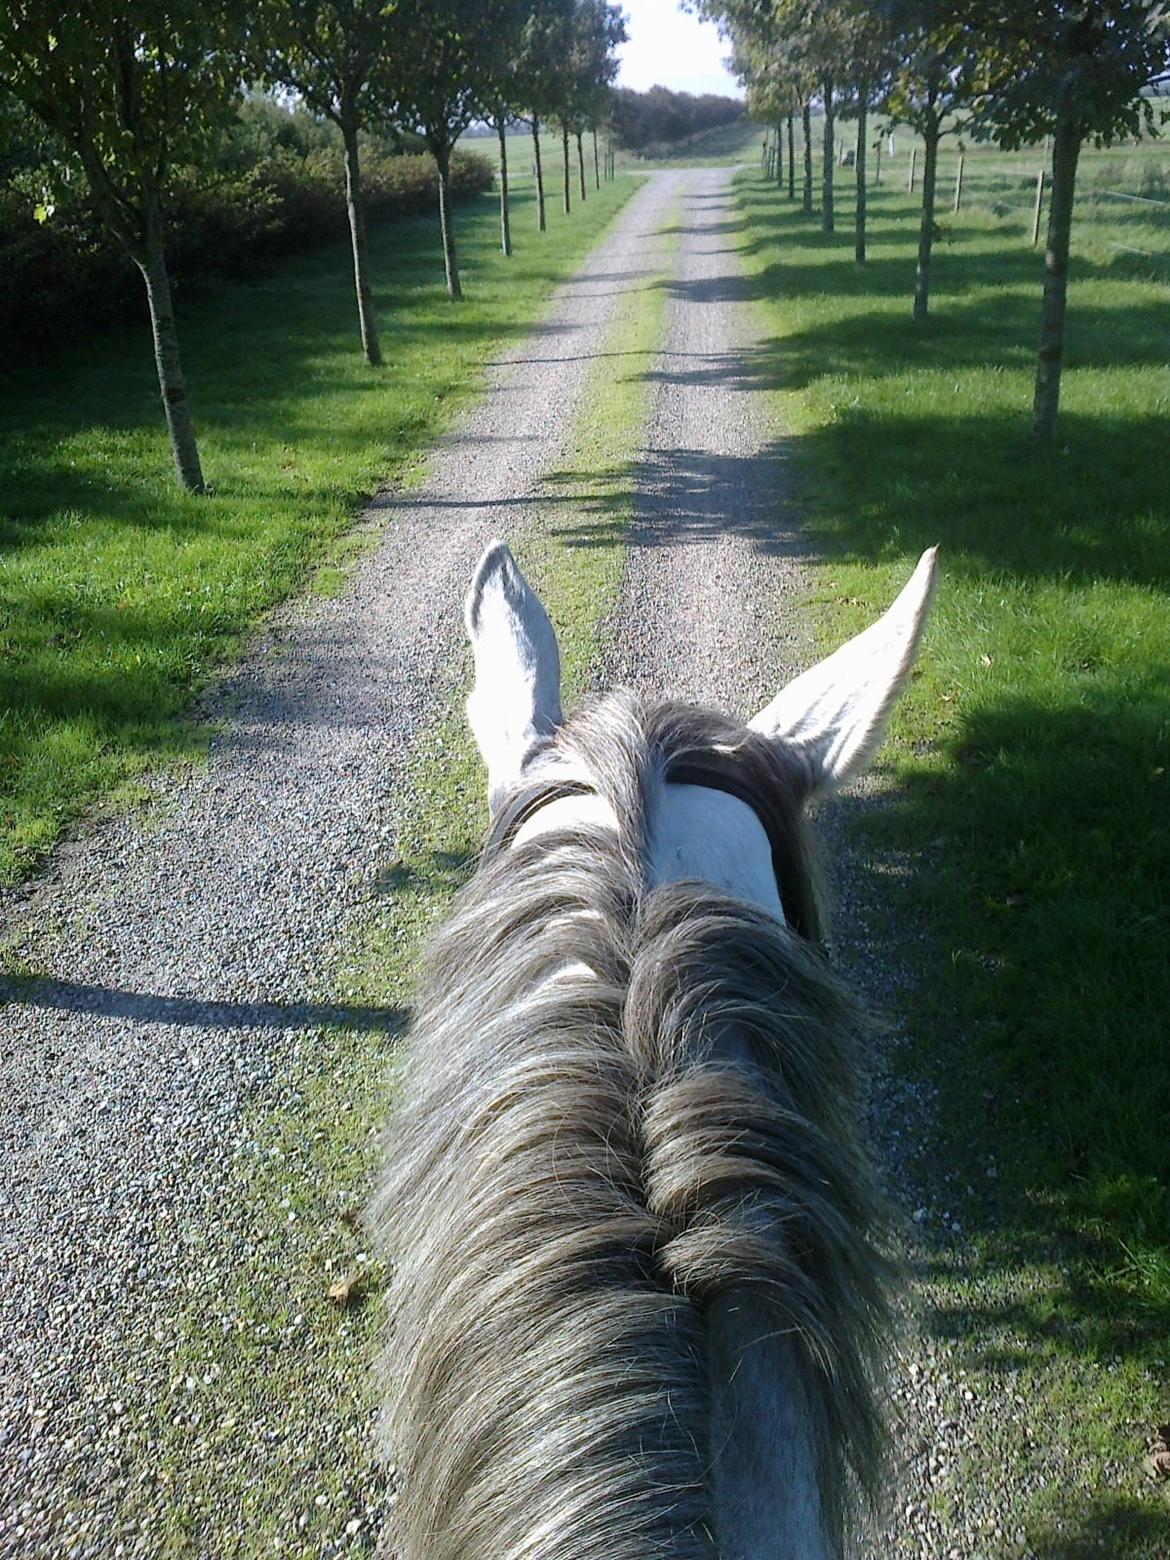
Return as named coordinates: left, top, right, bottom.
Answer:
left=0, top=0, right=246, bottom=491
left=880, top=3, right=979, bottom=319
left=962, top=1, right=1169, bottom=441
left=390, top=0, right=530, bottom=299
left=480, top=2, right=574, bottom=255
left=515, top=6, right=574, bottom=233
left=261, top=0, right=399, bottom=366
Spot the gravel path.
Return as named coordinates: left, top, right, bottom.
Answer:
left=0, top=171, right=689, bottom=1558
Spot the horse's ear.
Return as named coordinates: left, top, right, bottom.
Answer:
left=465, top=541, right=563, bottom=814
left=749, top=548, right=939, bottom=794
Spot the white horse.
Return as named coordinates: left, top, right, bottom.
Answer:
left=370, top=540, right=938, bottom=1559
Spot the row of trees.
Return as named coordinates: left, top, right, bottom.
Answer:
left=0, top=0, right=626, bottom=492
left=608, top=85, right=743, bottom=151
left=699, top=0, right=1170, bottom=442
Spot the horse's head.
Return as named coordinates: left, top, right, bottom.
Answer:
left=464, top=540, right=938, bottom=925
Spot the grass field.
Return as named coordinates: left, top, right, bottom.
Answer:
left=762, top=115, right=1170, bottom=280
left=732, top=166, right=1170, bottom=1550
left=0, top=176, right=637, bottom=884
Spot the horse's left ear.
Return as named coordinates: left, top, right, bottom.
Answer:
left=465, top=540, right=563, bottom=814
left=749, top=548, right=939, bottom=794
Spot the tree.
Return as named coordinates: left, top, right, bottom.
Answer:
left=551, top=0, right=626, bottom=217
left=262, top=0, right=399, bottom=366
left=879, top=2, right=979, bottom=318
left=833, top=4, right=896, bottom=263
left=962, top=1, right=1169, bottom=440
left=0, top=0, right=246, bottom=491
left=514, top=6, right=574, bottom=233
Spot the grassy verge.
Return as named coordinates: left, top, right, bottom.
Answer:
left=732, top=170, right=1170, bottom=1551
left=0, top=177, right=636, bottom=884
left=120, top=201, right=681, bottom=1558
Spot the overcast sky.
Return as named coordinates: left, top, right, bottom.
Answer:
left=616, top=0, right=742, bottom=98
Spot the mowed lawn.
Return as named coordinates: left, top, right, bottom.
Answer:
left=732, top=166, right=1170, bottom=1494
left=0, top=175, right=636, bottom=884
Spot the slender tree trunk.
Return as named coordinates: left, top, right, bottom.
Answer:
left=434, top=141, right=462, bottom=301
left=561, top=120, right=571, bottom=215
left=854, top=99, right=867, bottom=264
left=821, top=78, right=835, bottom=233
left=496, top=120, right=512, bottom=256
left=802, top=101, right=814, bottom=214
left=775, top=119, right=784, bottom=187
left=787, top=112, right=796, bottom=201
left=532, top=117, right=546, bottom=232
left=576, top=130, right=586, bottom=201
left=913, top=113, right=941, bottom=321
left=592, top=127, right=600, bottom=189
left=340, top=108, right=382, bottom=366
left=1032, top=118, right=1082, bottom=443
left=135, top=213, right=204, bottom=493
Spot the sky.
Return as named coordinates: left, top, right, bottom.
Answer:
left=615, top=0, right=743, bottom=99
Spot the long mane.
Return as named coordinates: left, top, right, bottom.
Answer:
left=367, top=693, right=890, bottom=1559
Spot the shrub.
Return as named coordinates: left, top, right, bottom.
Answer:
left=0, top=130, right=493, bottom=363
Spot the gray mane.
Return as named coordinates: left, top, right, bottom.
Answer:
left=368, top=691, right=890, bottom=1559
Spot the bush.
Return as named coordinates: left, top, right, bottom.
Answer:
left=0, top=112, right=492, bottom=363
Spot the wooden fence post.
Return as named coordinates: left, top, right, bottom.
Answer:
left=873, top=137, right=882, bottom=186
left=1032, top=168, right=1045, bottom=246
left=907, top=144, right=917, bottom=193
left=953, top=150, right=965, bottom=214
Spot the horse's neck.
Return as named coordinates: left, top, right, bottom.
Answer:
left=707, top=1291, right=834, bottom=1560
left=515, top=783, right=831, bottom=1557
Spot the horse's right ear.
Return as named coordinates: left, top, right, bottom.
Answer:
left=749, top=547, right=938, bottom=795
left=465, top=541, right=563, bottom=814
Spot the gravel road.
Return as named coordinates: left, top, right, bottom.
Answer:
left=4, top=164, right=992, bottom=1557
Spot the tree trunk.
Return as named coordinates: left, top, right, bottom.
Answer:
left=135, top=213, right=205, bottom=493
left=340, top=108, right=382, bottom=366
left=561, top=121, right=571, bottom=215
left=434, top=142, right=462, bottom=300
left=576, top=130, right=587, bottom=201
left=802, top=101, right=814, bottom=214
left=787, top=112, right=796, bottom=200
left=497, top=119, right=511, bottom=256
left=854, top=99, right=867, bottom=264
left=821, top=78, right=835, bottom=233
left=913, top=113, right=941, bottom=321
left=592, top=127, right=600, bottom=189
left=532, top=117, right=546, bottom=231
left=1032, top=118, right=1082, bottom=443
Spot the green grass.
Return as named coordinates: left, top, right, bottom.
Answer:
left=0, top=176, right=637, bottom=884
left=732, top=170, right=1170, bottom=1551
left=109, top=198, right=680, bottom=1558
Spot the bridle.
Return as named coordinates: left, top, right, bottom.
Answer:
left=485, top=749, right=816, bottom=943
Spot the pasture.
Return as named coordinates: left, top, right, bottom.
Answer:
left=0, top=177, right=635, bottom=884
left=733, top=157, right=1170, bottom=1551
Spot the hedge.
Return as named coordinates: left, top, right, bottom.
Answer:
left=0, top=146, right=494, bottom=362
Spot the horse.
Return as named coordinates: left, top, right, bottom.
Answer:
left=368, top=539, right=938, bottom=1559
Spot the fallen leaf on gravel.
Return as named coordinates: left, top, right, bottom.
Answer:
left=327, top=1273, right=365, bottom=1308
left=1144, top=1424, right=1170, bottom=1482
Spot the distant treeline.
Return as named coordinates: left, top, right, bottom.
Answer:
left=609, top=86, right=744, bottom=153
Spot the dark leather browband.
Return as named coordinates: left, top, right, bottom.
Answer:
left=487, top=759, right=811, bottom=941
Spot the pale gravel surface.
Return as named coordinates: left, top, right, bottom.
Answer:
left=3, top=163, right=1031, bottom=1559
left=0, top=172, right=688, bottom=1558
